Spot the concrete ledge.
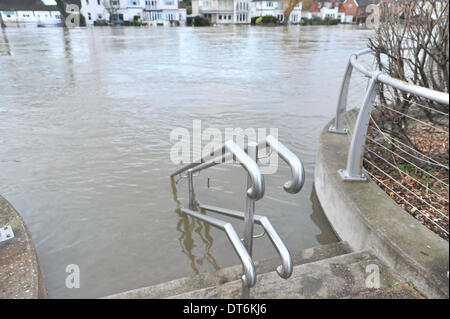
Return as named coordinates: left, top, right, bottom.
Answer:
left=0, top=195, right=47, bottom=299
left=314, top=118, right=449, bottom=298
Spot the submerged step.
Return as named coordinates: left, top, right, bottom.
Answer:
left=168, top=251, right=408, bottom=299
left=104, top=241, right=351, bottom=299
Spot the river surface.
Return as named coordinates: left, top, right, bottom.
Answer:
left=0, top=25, right=373, bottom=298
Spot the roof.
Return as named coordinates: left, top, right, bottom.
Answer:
left=309, top=1, right=343, bottom=12
left=0, top=0, right=81, bottom=11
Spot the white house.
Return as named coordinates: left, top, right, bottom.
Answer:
left=0, top=0, right=83, bottom=26
left=103, top=0, right=185, bottom=24
left=308, top=1, right=341, bottom=19
left=251, top=0, right=302, bottom=24
left=192, top=0, right=302, bottom=24
left=143, top=0, right=186, bottom=23
left=192, top=0, right=251, bottom=24
left=81, top=0, right=109, bottom=24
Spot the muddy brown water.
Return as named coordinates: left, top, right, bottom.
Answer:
left=0, top=25, right=373, bottom=298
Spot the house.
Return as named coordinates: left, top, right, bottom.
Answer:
left=303, top=0, right=363, bottom=23
left=80, top=0, right=109, bottom=25
left=191, top=0, right=251, bottom=24
left=307, top=1, right=341, bottom=19
left=251, top=1, right=302, bottom=24
left=191, top=0, right=302, bottom=24
left=0, top=0, right=81, bottom=26
left=143, top=0, right=186, bottom=23
left=103, top=0, right=186, bottom=25
left=340, top=0, right=357, bottom=22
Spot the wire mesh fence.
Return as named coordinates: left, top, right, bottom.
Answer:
left=342, top=51, right=449, bottom=241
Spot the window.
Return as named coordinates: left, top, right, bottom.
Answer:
left=129, top=0, right=140, bottom=5
left=88, top=12, right=92, bottom=20
left=348, top=4, right=353, bottom=8
left=98, top=14, right=102, bottom=19
left=86, top=0, right=89, bottom=4
left=219, top=15, right=222, bottom=20
left=97, top=0, right=101, bottom=5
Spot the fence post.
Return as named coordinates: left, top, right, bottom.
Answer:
left=329, top=57, right=355, bottom=135
left=338, top=71, right=382, bottom=182
left=242, top=142, right=258, bottom=299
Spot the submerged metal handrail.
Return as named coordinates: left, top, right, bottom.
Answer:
left=199, top=203, right=293, bottom=279
left=172, top=136, right=305, bottom=196
left=171, top=136, right=304, bottom=298
left=330, top=48, right=450, bottom=181
left=180, top=207, right=256, bottom=287
left=171, top=140, right=265, bottom=200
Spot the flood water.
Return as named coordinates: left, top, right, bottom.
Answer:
left=0, top=25, right=373, bottom=298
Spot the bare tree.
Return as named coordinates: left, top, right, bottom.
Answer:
left=280, top=0, right=314, bottom=24
left=55, top=0, right=69, bottom=27
left=367, top=0, right=449, bottom=162
left=103, top=0, right=121, bottom=22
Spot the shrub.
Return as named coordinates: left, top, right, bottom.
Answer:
left=261, top=15, right=279, bottom=24
left=251, top=16, right=261, bottom=25
left=306, top=16, right=340, bottom=25
left=192, top=16, right=210, bottom=26
left=326, top=18, right=340, bottom=25
left=251, top=15, right=279, bottom=25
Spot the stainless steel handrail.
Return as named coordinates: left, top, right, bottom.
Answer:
left=171, top=136, right=304, bottom=298
left=199, top=203, right=293, bottom=279
left=180, top=207, right=256, bottom=288
left=265, top=135, right=305, bottom=194
left=172, top=136, right=304, bottom=196
left=171, top=140, right=265, bottom=201
left=350, top=48, right=449, bottom=105
left=330, top=48, right=449, bottom=181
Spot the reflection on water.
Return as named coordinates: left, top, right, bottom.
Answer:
left=171, top=167, right=339, bottom=275
left=171, top=177, right=219, bottom=274
left=0, top=25, right=373, bottom=298
left=1, top=29, right=10, bottom=56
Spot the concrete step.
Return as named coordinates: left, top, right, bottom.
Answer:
left=104, top=241, right=352, bottom=299
left=168, top=251, right=411, bottom=299
left=345, top=283, right=424, bottom=299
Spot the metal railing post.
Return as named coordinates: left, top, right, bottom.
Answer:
left=329, top=57, right=355, bottom=135
left=187, top=169, right=195, bottom=210
left=242, top=142, right=258, bottom=299
left=338, top=71, right=382, bottom=181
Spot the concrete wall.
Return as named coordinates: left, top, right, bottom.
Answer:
left=314, top=116, right=449, bottom=298
left=0, top=195, right=47, bottom=299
